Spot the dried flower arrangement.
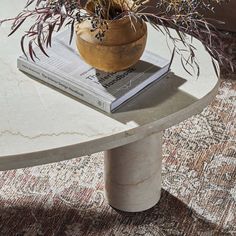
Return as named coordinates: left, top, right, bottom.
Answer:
left=0, top=0, right=234, bottom=75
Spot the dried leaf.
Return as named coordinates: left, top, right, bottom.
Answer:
left=8, top=17, right=26, bottom=37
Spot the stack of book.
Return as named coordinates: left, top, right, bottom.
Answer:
left=17, top=30, right=171, bottom=113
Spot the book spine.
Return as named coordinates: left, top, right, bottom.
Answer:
left=17, top=58, right=112, bottom=113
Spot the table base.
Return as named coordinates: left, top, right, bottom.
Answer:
left=104, top=132, right=162, bottom=212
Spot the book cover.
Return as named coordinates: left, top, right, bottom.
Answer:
left=17, top=29, right=170, bottom=113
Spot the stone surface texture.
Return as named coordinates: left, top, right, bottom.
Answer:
left=0, top=1, right=218, bottom=170
left=104, top=133, right=162, bottom=212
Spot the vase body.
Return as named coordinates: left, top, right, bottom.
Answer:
left=75, top=16, right=147, bottom=72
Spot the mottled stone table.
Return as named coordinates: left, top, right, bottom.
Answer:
left=0, top=1, right=219, bottom=212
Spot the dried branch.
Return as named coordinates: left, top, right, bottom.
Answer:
left=0, top=0, right=234, bottom=75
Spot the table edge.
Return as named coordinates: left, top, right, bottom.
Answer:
left=0, top=77, right=220, bottom=171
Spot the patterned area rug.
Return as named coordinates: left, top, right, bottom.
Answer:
left=0, top=35, right=236, bottom=236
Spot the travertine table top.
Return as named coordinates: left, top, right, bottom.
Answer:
left=0, top=1, right=219, bottom=170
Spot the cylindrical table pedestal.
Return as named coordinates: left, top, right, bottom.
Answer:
left=104, top=132, right=162, bottom=212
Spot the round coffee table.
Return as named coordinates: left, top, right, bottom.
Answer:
left=0, top=1, right=219, bottom=212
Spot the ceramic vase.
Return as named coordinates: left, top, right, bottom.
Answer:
left=75, top=16, right=147, bottom=72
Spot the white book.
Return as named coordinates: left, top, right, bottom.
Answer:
left=17, top=29, right=171, bottom=113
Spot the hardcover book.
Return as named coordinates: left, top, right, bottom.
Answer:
left=17, top=29, right=171, bottom=113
